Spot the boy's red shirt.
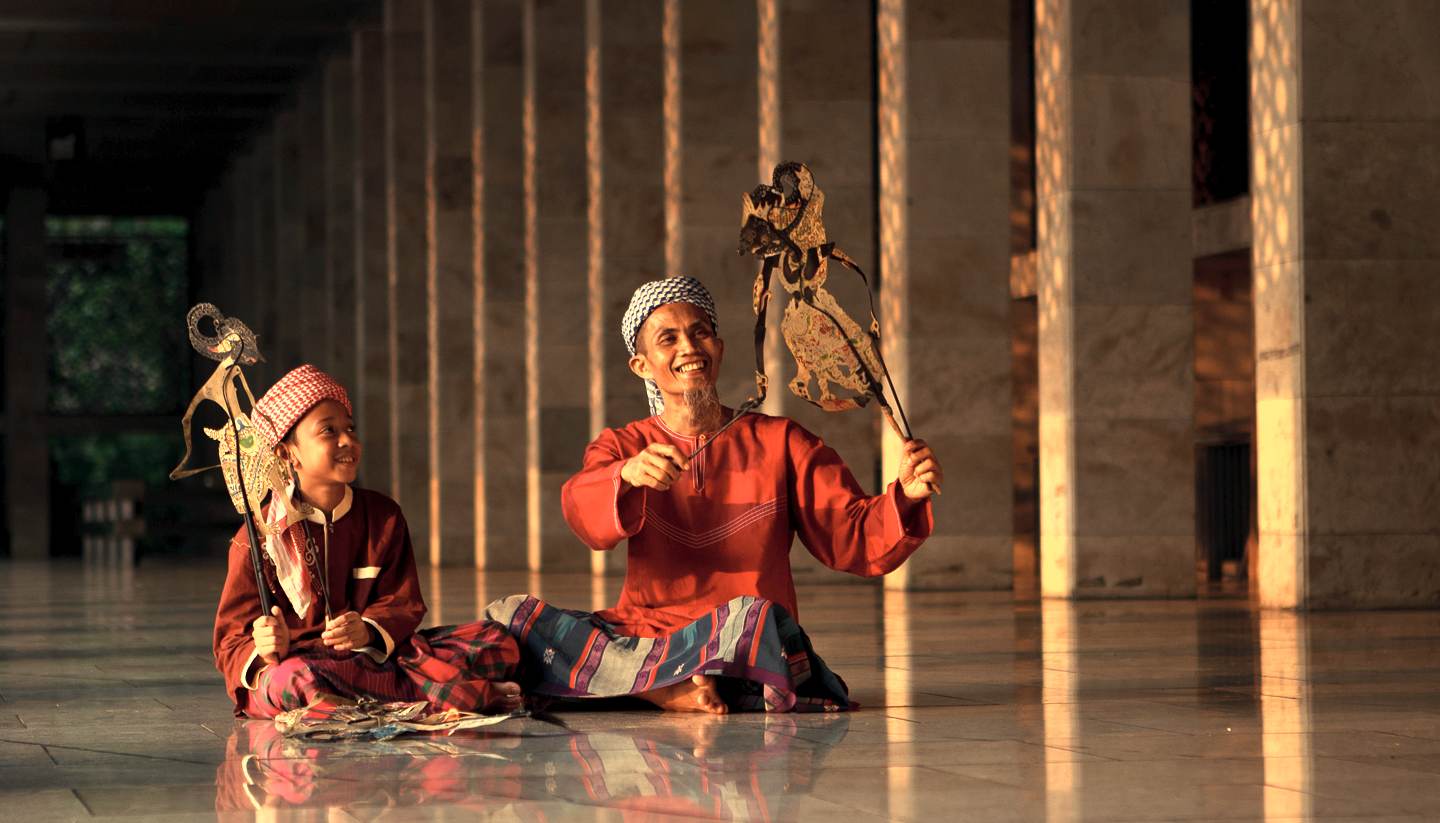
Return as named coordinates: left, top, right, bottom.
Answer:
left=212, top=487, right=425, bottom=714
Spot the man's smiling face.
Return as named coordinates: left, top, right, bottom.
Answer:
left=629, top=302, right=724, bottom=401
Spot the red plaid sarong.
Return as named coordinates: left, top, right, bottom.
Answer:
left=245, top=619, right=519, bottom=719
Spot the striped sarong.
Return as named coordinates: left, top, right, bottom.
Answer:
left=483, top=595, right=855, bottom=713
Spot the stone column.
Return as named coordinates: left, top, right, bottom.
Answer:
left=229, top=152, right=258, bottom=337
left=1035, top=0, right=1195, bottom=598
left=425, top=0, right=479, bottom=566
left=876, top=0, right=1014, bottom=590
left=273, top=109, right=304, bottom=375
left=525, top=0, right=591, bottom=572
left=216, top=178, right=239, bottom=313
left=592, top=1, right=666, bottom=434
left=195, top=187, right=225, bottom=314
left=252, top=130, right=280, bottom=386
left=777, top=0, right=882, bottom=580
left=353, top=27, right=393, bottom=493
left=5, top=188, right=49, bottom=559
left=299, top=75, right=330, bottom=365
left=1251, top=0, right=1440, bottom=608
left=386, top=0, right=431, bottom=552
left=476, top=0, right=529, bottom=570
left=678, top=1, right=758, bottom=408
left=585, top=0, right=667, bottom=577
left=216, top=178, right=240, bottom=318
left=324, top=56, right=358, bottom=395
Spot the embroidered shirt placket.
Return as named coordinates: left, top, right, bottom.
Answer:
left=693, top=434, right=705, bottom=491
left=322, top=512, right=332, bottom=610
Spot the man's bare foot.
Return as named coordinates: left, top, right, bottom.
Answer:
left=484, top=681, right=524, bottom=714
left=640, top=674, right=728, bottom=715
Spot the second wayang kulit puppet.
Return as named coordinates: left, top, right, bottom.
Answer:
left=730, top=162, right=936, bottom=493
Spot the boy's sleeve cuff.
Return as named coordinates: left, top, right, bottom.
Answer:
left=240, top=649, right=263, bottom=690
left=358, top=617, right=396, bottom=663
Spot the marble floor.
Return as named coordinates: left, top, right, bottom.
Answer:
left=3, top=560, right=1440, bottom=822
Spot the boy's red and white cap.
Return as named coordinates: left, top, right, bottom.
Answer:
left=252, top=364, right=352, bottom=448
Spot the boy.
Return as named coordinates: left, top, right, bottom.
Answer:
left=213, top=365, right=522, bottom=718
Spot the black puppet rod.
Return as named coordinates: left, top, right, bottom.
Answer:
left=219, top=344, right=274, bottom=615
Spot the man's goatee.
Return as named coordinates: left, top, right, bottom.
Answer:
left=682, top=385, right=725, bottom=431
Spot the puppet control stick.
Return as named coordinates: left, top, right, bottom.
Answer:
left=219, top=342, right=275, bottom=616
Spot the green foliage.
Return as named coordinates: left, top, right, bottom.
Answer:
left=44, top=217, right=190, bottom=496
left=46, top=216, right=189, bottom=415
left=51, top=432, right=181, bottom=495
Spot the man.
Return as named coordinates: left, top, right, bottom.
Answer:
left=486, top=276, right=942, bottom=713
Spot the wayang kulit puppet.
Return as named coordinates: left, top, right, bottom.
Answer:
left=723, top=161, right=933, bottom=492
left=169, top=303, right=297, bottom=615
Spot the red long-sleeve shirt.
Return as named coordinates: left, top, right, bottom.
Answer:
left=562, top=412, right=932, bottom=636
left=212, top=486, right=426, bottom=715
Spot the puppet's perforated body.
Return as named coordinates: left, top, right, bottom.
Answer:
left=739, top=162, right=895, bottom=418
left=779, top=260, right=883, bottom=411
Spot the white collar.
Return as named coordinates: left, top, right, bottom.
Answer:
left=299, top=485, right=353, bottom=524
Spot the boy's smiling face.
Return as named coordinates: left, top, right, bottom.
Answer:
left=279, top=399, right=361, bottom=488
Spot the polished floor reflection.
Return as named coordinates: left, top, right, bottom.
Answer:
left=4, top=561, right=1440, bottom=821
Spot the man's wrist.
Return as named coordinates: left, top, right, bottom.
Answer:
left=897, top=482, right=929, bottom=509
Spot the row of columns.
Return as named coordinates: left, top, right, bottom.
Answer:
left=190, top=0, right=1440, bottom=607
left=195, top=0, right=1015, bottom=585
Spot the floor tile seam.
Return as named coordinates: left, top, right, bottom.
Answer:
left=900, top=761, right=1027, bottom=787
left=1030, top=740, right=1128, bottom=761
left=1, top=650, right=215, bottom=666
left=914, top=691, right=1002, bottom=704
left=69, top=787, right=96, bottom=817
left=559, top=792, right=728, bottom=821
left=1362, top=729, right=1440, bottom=744
left=1066, top=717, right=1196, bottom=736
left=1260, top=777, right=1436, bottom=814
left=915, top=761, right=1056, bottom=791
left=0, top=672, right=145, bottom=685
left=0, top=737, right=219, bottom=767
left=1322, top=751, right=1440, bottom=774
left=1334, top=701, right=1440, bottom=717
left=1015, top=737, right=1127, bottom=762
